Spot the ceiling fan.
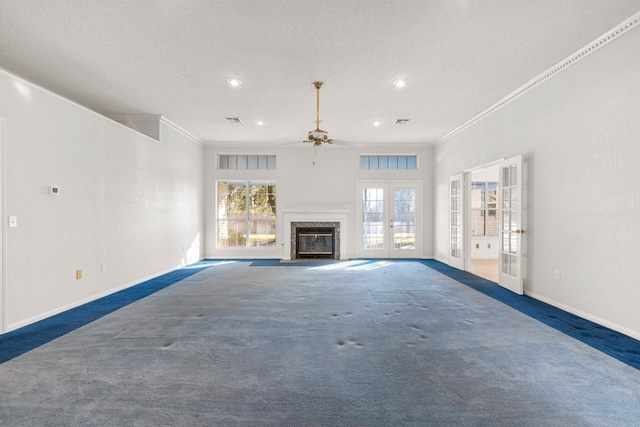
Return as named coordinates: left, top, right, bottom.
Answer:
left=304, top=81, right=333, bottom=146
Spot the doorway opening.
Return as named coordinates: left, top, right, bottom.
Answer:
left=468, top=165, right=499, bottom=282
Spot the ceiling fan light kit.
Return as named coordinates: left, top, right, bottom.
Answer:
left=305, top=81, right=333, bottom=146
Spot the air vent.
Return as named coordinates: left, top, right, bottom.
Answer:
left=394, top=119, right=410, bottom=125
left=225, top=117, right=242, bottom=123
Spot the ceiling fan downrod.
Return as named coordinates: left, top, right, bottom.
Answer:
left=307, top=81, right=332, bottom=146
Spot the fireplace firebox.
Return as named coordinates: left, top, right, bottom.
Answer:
left=296, top=227, right=335, bottom=259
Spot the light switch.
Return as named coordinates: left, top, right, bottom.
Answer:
left=8, top=216, right=17, bottom=228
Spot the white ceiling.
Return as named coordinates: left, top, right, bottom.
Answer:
left=1, top=1, right=639, bottom=147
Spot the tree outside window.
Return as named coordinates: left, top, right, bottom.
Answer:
left=218, top=181, right=276, bottom=247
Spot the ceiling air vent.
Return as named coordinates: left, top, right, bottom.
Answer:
left=225, top=117, right=242, bottom=123
left=394, top=119, right=410, bottom=125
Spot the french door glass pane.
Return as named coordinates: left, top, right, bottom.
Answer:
left=487, top=210, right=498, bottom=236
left=394, top=188, right=415, bottom=250
left=362, top=188, right=384, bottom=250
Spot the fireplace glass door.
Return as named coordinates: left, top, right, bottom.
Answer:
left=358, top=182, right=420, bottom=258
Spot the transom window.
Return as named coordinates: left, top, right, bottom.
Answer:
left=218, top=154, right=276, bottom=170
left=360, top=155, right=417, bottom=170
left=217, top=181, right=276, bottom=247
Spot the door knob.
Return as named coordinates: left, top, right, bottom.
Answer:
left=514, top=229, right=525, bottom=234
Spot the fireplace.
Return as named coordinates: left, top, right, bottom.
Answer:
left=290, top=221, right=340, bottom=260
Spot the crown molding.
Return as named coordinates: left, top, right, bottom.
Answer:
left=434, top=10, right=640, bottom=147
left=159, top=116, right=204, bottom=145
left=108, top=114, right=203, bottom=145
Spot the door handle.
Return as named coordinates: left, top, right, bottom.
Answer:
left=514, top=229, right=525, bottom=234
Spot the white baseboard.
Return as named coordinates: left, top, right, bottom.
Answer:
left=5, top=264, right=186, bottom=334
left=525, top=290, right=640, bottom=342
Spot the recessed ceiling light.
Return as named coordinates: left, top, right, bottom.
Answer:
left=372, top=120, right=381, bottom=126
left=255, top=120, right=264, bottom=126
left=226, top=77, right=242, bottom=87
left=393, top=78, right=407, bottom=88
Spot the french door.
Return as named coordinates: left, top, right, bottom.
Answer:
left=449, top=155, right=524, bottom=295
left=498, top=155, right=524, bottom=295
left=449, top=173, right=465, bottom=270
left=358, top=181, right=420, bottom=258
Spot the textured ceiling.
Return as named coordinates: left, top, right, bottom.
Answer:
left=1, top=1, right=639, bottom=146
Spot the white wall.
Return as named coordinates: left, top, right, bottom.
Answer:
left=204, top=145, right=434, bottom=260
left=0, top=69, right=203, bottom=332
left=434, top=26, right=640, bottom=338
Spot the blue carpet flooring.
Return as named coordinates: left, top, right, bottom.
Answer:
left=0, top=261, right=214, bottom=364
left=418, top=259, right=640, bottom=370
left=1, top=259, right=638, bottom=370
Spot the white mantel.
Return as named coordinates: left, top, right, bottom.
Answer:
left=282, top=209, right=348, bottom=260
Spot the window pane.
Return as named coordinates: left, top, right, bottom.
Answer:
left=228, top=155, right=237, bottom=169
left=369, top=156, right=379, bottom=169
left=360, top=156, right=370, bottom=170
left=237, top=155, right=248, bottom=169
left=362, top=187, right=384, bottom=250
left=407, top=156, right=417, bottom=169
left=257, top=155, right=267, bottom=169
left=249, top=183, right=276, bottom=219
left=394, top=188, right=415, bottom=249
left=471, top=209, right=484, bottom=236
left=398, top=156, right=407, bottom=169
left=249, top=220, right=276, bottom=247
left=267, top=155, right=276, bottom=170
left=247, top=155, right=258, bottom=169
left=471, top=182, right=485, bottom=209
left=379, top=156, right=388, bottom=169
left=219, top=155, right=228, bottom=169
left=218, top=220, right=246, bottom=247
left=388, top=156, right=398, bottom=169
left=486, top=210, right=498, bottom=236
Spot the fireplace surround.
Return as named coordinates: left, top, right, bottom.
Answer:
left=282, top=209, right=347, bottom=261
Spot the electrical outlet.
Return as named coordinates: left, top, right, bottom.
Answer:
left=76, top=269, right=83, bottom=280
left=101, top=263, right=107, bottom=273
left=554, top=270, right=561, bottom=280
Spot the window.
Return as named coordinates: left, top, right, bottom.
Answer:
left=219, top=154, right=276, bottom=170
left=471, top=182, right=498, bottom=236
left=217, top=181, right=277, bottom=247
left=360, top=155, right=417, bottom=170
